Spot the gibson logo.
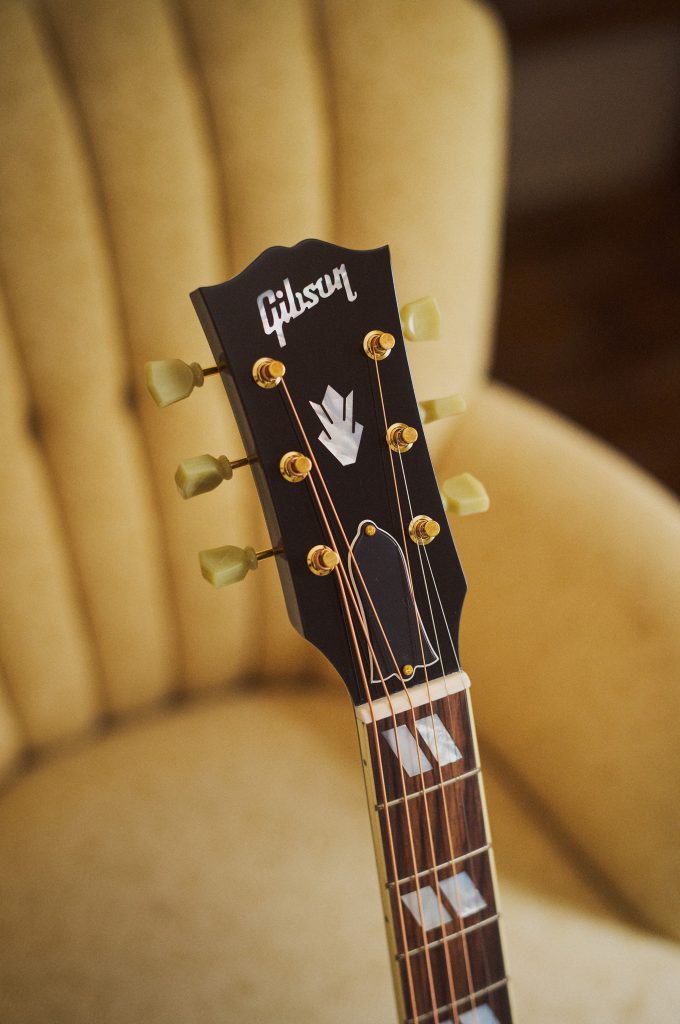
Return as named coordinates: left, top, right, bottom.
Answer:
left=257, top=264, right=357, bottom=347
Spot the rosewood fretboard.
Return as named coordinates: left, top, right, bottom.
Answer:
left=355, top=673, right=513, bottom=1024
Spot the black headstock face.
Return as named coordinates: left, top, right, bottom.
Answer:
left=191, top=240, right=466, bottom=705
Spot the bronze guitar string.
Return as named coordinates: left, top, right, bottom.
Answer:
left=393, top=445, right=496, bottom=1009
left=290, top=363, right=490, bottom=1020
left=386, top=382, right=504, bottom=1012
left=280, top=380, right=443, bottom=1019
left=280, top=377, right=479, bottom=1022
left=327, top=538, right=421, bottom=1020
left=287, top=353, right=500, bottom=1019
left=280, top=379, right=456, bottom=1023
left=304, top=471, right=430, bottom=1020
left=373, top=358, right=480, bottom=1018
left=280, top=370, right=507, bottom=1019
left=370, top=362, right=467, bottom=1018
left=411, top=496, right=511, bottom=1016
left=281, top=367, right=508, bottom=1021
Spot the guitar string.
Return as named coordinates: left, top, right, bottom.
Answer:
left=282, top=373, right=500, bottom=1018
left=387, top=395, right=499, bottom=1007
left=289, top=409, right=442, bottom=1022
left=373, top=358, right=478, bottom=1018
left=304, top=471, right=438, bottom=1022
left=416, top=527, right=497, bottom=1003
left=393, top=443, right=493, bottom=1009
left=388, top=395, right=499, bottom=1005
left=294, top=367, right=502, bottom=1017
left=371, top=362, right=467, bottom=1022
left=282, top=371, right=496, bottom=1019
left=279, top=379, right=446, bottom=1022
left=281, top=370, right=501, bottom=1018
left=327, top=544, right=420, bottom=1020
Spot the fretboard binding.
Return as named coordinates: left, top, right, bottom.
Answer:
left=397, top=912, right=500, bottom=960
left=377, top=765, right=481, bottom=811
left=406, top=977, right=510, bottom=1024
left=387, top=843, right=491, bottom=890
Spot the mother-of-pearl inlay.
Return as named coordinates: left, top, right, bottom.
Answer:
left=400, top=871, right=486, bottom=930
left=439, top=870, right=487, bottom=918
left=381, top=713, right=462, bottom=778
left=382, top=724, right=433, bottom=778
left=415, top=713, right=463, bottom=766
left=400, top=884, right=452, bottom=931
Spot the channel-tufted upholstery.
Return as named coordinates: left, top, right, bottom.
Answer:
left=0, top=2, right=679, bottom=1022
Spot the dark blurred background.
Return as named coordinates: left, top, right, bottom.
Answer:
left=491, top=0, right=680, bottom=493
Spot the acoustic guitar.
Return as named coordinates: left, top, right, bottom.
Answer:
left=146, top=239, right=513, bottom=1024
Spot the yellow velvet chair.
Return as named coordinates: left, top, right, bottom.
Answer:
left=0, top=1, right=678, bottom=1021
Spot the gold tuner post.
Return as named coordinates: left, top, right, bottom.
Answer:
left=400, top=296, right=441, bottom=342
left=363, top=330, right=395, bottom=361
left=441, top=473, right=490, bottom=516
left=175, top=453, right=254, bottom=499
left=307, top=545, right=340, bottom=576
left=386, top=422, right=419, bottom=453
left=199, top=544, right=278, bottom=588
left=408, top=515, right=441, bottom=545
left=145, top=359, right=219, bottom=408
left=280, top=452, right=312, bottom=483
left=252, top=357, right=286, bottom=389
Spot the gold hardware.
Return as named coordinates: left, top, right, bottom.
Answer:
left=386, top=422, right=419, bottom=453
left=279, top=451, right=312, bottom=483
left=252, top=356, right=286, bottom=389
left=256, top=547, right=278, bottom=561
left=364, top=523, right=376, bottom=537
left=145, top=359, right=219, bottom=408
left=307, top=544, right=340, bottom=576
left=363, top=330, right=396, bottom=361
left=175, top=453, right=254, bottom=499
left=408, top=515, right=440, bottom=545
left=402, top=664, right=414, bottom=677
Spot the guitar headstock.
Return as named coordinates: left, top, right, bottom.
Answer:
left=146, top=240, right=488, bottom=705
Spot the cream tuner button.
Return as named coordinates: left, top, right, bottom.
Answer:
left=400, top=296, right=441, bottom=342
left=441, top=473, right=490, bottom=516
left=199, top=545, right=277, bottom=588
left=175, top=454, right=251, bottom=499
left=145, top=359, right=218, bottom=407
left=418, top=394, right=467, bottom=424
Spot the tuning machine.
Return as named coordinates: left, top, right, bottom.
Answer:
left=175, top=453, right=255, bottom=499
left=400, top=296, right=441, bottom=342
left=419, top=394, right=467, bottom=424
left=441, top=473, right=489, bottom=516
left=199, top=545, right=279, bottom=588
left=400, top=294, right=466, bottom=423
left=145, top=358, right=219, bottom=407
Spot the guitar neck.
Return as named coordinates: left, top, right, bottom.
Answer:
left=355, top=673, right=513, bottom=1024
left=171, top=239, right=510, bottom=1022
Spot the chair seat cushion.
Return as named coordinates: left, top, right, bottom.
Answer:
left=0, top=684, right=678, bottom=1023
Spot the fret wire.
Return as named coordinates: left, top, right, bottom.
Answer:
left=397, top=912, right=501, bottom=961
left=387, top=843, right=491, bottom=889
left=376, top=765, right=481, bottom=811
left=407, top=977, right=510, bottom=1024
